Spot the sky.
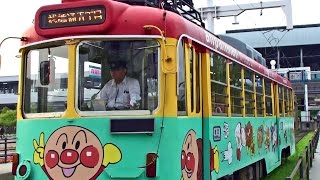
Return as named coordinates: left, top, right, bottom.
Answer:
left=0, top=0, right=319, bottom=76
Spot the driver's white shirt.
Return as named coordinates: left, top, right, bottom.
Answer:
left=99, top=76, right=141, bottom=109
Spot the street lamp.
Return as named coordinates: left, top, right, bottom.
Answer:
left=0, top=37, right=27, bottom=69
left=270, top=60, right=276, bottom=70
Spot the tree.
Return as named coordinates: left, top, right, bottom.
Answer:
left=0, top=107, right=17, bottom=127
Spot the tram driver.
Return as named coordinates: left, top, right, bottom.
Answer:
left=99, top=60, right=141, bottom=110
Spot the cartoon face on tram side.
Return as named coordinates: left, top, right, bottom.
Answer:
left=180, top=129, right=220, bottom=180
left=181, top=129, right=202, bottom=180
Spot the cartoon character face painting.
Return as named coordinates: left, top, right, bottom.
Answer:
left=235, top=123, right=246, bottom=160
left=33, top=126, right=122, bottom=180
left=180, top=129, right=219, bottom=180
left=181, top=130, right=200, bottom=180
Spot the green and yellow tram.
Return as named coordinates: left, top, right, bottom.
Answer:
left=11, top=0, right=295, bottom=179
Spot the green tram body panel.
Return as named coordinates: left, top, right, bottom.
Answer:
left=15, top=116, right=294, bottom=179
left=205, top=117, right=295, bottom=180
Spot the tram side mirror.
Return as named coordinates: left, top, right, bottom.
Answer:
left=40, top=61, right=50, bottom=85
left=38, top=56, right=55, bottom=87
left=40, top=58, right=56, bottom=86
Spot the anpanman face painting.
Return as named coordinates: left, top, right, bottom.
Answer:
left=181, top=130, right=199, bottom=180
left=44, top=126, right=104, bottom=180
left=33, top=125, right=122, bottom=180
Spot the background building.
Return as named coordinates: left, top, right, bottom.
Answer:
left=0, top=62, right=101, bottom=109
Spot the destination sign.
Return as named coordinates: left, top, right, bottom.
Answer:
left=39, top=5, right=106, bottom=29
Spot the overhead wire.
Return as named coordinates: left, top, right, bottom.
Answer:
left=231, top=0, right=292, bottom=68
left=247, top=0, right=292, bottom=68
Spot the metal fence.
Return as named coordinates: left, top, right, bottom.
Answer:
left=286, top=128, right=319, bottom=180
left=0, top=136, right=16, bottom=164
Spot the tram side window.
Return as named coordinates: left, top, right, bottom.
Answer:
left=23, top=42, right=68, bottom=114
left=284, top=88, right=289, bottom=116
left=244, top=68, right=254, bottom=116
left=230, top=62, right=242, bottom=115
left=292, top=90, right=295, bottom=115
left=288, top=89, right=293, bottom=115
left=177, top=41, right=186, bottom=114
left=190, top=47, right=194, bottom=112
left=265, top=79, right=273, bottom=116
left=255, top=75, right=264, bottom=116
left=77, top=40, right=159, bottom=113
left=195, top=52, right=201, bottom=113
left=279, top=85, right=284, bottom=116
left=210, top=52, right=227, bottom=115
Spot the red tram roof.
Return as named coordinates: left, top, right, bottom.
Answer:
left=21, top=0, right=291, bottom=88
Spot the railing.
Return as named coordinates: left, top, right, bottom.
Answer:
left=0, top=136, right=16, bottom=164
left=286, top=129, right=319, bottom=180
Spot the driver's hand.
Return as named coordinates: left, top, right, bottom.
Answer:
left=130, top=103, right=140, bottom=110
left=130, top=99, right=140, bottom=109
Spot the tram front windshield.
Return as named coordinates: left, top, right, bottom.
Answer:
left=23, top=41, right=68, bottom=114
left=77, top=39, right=159, bottom=114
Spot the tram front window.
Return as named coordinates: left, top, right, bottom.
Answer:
left=23, top=41, right=68, bottom=114
left=77, top=39, right=159, bottom=114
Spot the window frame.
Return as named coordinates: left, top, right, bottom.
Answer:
left=210, top=52, right=228, bottom=116
left=22, top=41, right=69, bottom=118
left=75, top=38, right=161, bottom=117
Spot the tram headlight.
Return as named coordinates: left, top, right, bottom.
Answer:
left=15, top=160, right=32, bottom=179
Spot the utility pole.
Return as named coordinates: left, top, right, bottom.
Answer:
left=200, top=0, right=293, bottom=33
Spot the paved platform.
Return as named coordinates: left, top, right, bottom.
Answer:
left=0, top=163, right=11, bottom=173
left=310, top=139, right=320, bottom=180
left=0, top=163, right=13, bottom=180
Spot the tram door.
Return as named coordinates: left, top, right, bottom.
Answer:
left=184, top=42, right=202, bottom=117
left=191, top=45, right=205, bottom=178
left=190, top=42, right=214, bottom=179
left=193, top=48, right=202, bottom=116
left=273, top=83, right=281, bottom=163
left=179, top=40, right=209, bottom=179
left=177, top=40, right=202, bottom=117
